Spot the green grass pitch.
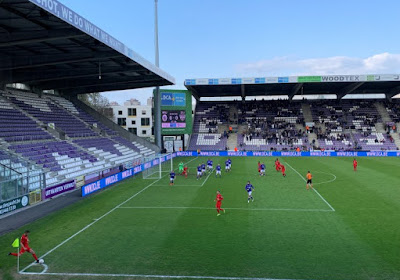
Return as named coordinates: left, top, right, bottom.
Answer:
left=1, top=156, right=400, bottom=280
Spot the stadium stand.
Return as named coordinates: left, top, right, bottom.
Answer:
left=189, top=102, right=229, bottom=151
left=0, top=90, right=158, bottom=190
left=188, top=99, right=400, bottom=152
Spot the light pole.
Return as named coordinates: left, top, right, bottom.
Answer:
left=154, top=0, right=162, bottom=149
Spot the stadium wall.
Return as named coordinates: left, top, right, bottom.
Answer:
left=70, top=97, right=160, bottom=152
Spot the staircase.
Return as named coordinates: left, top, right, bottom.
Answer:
left=301, top=103, right=313, bottom=122
left=229, top=104, right=238, bottom=124
left=301, top=103, right=319, bottom=147
left=226, top=134, right=237, bottom=150
left=375, top=102, right=400, bottom=149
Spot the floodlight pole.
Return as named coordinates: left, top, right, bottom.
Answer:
left=154, top=0, right=162, bottom=149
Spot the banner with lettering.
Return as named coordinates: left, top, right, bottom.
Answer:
left=43, top=180, right=76, bottom=200
left=81, top=154, right=173, bottom=197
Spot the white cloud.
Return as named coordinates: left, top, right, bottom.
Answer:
left=235, top=53, right=400, bottom=76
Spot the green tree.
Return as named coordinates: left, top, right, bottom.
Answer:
left=78, top=93, right=114, bottom=119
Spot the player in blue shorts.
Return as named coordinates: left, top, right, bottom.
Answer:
left=207, top=159, right=213, bottom=172
left=197, top=164, right=202, bottom=180
left=259, top=163, right=266, bottom=176
left=169, top=170, right=175, bottom=186
left=245, top=181, right=254, bottom=203
left=201, top=163, right=206, bottom=175
left=228, top=158, right=232, bottom=171
left=215, top=164, right=222, bottom=178
left=225, top=159, right=229, bottom=172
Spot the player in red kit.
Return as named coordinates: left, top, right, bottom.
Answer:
left=257, top=161, right=261, bottom=173
left=183, top=166, right=188, bottom=178
left=280, top=164, right=286, bottom=177
left=353, top=158, right=358, bottom=171
left=9, top=230, right=39, bottom=263
left=214, top=190, right=225, bottom=216
left=274, top=158, right=281, bottom=172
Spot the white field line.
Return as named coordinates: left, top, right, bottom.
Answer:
left=20, top=157, right=199, bottom=274
left=118, top=206, right=333, bottom=212
left=283, top=161, right=335, bottom=212
left=18, top=271, right=321, bottom=280
left=312, top=171, right=337, bottom=186
left=40, top=263, right=48, bottom=274
left=153, top=184, right=204, bottom=187
left=201, top=170, right=213, bottom=186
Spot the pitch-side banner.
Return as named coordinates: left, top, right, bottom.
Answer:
left=176, top=151, right=400, bottom=157
left=81, top=154, right=173, bottom=197
left=0, top=195, right=29, bottom=216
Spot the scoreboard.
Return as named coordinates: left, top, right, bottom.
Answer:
left=161, top=110, right=186, bottom=128
left=158, top=89, right=192, bottom=135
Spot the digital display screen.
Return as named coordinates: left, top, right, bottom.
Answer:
left=161, top=110, right=186, bottom=128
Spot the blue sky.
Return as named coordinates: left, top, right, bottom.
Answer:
left=59, top=0, right=400, bottom=104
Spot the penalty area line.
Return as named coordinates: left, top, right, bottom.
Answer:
left=18, top=271, right=321, bottom=280
left=118, top=206, right=333, bottom=212
left=19, top=156, right=199, bottom=274
left=283, top=161, right=335, bottom=212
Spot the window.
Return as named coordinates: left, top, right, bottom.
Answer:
left=128, top=128, right=137, bottom=135
left=131, top=120, right=136, bottom=125
left=128, top=108, right=136, bottom=116
left=118, top=110, right=122, bottom=115
left=141, top=118, right=150, bottom=126
left=151, top=126, right=154, bottom=135
left=117, top=118, right=126, bottom=126
left=142, top=130, right=147, bottom=135
left=142, top=110, right=146, bottom=115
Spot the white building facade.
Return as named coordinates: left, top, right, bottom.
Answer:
left=111, top=98, right=153, bottom=138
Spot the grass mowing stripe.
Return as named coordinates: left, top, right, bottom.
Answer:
left=283, top=161, right=336, bottom=212
left=118, top=206, right=333, bottom=212
left=19, top=156, right=199, bottom=274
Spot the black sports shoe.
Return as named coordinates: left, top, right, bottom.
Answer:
left=8, top=252, right=11, bottom=256
left=36, top=260, right=39, bottom=263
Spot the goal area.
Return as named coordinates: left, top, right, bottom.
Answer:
left=142, top=153, right=173, bottom=179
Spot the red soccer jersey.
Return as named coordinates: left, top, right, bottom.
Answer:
left=281, top=165, right=285, bottom=172
left=216, top=194, right=223, bottom=202
left=258, top=163, right=261, bottom=168
left=183, top=167, right=188, bottom=172
left=353, top=160, right=357, bottom=166
left=21, top=234, right=29, bottom=247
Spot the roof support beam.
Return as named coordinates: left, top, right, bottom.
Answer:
left=38, top=76, right=162, bottom=90
left=188, top=87, right=200, bottom=101
left=0, top=29, right=86, bottom=47
left=385, top=85, right=400, bottom=100
left=337, top=82, right=364, bottom=99
left=0, top=51, right=121, bottom=71
left=288, top=83, right=303, bottom=100
left=241, top=84, right=246, bottom=101
left=62, top=79, right=167, bottom=95
left=0, top=4, right=49, bottom=29
left=11, top=65, right=145, bottom=84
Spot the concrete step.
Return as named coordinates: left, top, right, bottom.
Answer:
left=301, top=103, right=313, bottom=123
left=227, top=134, right=237, bottom=150
left=375, top=102, right=392, bottom=123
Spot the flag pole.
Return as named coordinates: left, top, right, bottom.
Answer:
left=17, top=243, right=20, bottom=273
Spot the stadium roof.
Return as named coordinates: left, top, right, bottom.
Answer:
left=0, top=0, right=175, bottom=95
left=185, top=74, right=400, bottom=100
